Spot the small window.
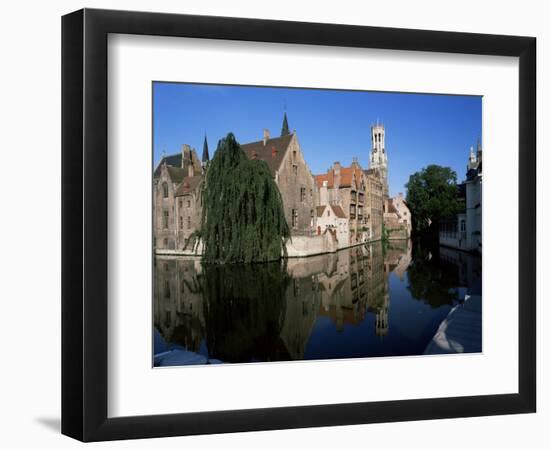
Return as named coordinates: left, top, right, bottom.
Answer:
left=178, top=199, right=182, bottom=209
left=163, top=210, right=169, bottom=229
left=293, top=164, right=298, bottom=176
left=300, top=187, right=306, bottom=202
left=179, top=216, right=183, bottom=230
left=162, top=182, right=169, bottom=198
left=163, top=238, right=168, bottom=247
left=292, top=209, right=298, bottom=228
left=187, top=199, right=191, bottom=208
left=187, top=216, right=191, bottom=229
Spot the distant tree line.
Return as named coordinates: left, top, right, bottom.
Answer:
left=405, top=164, right=464, bottom=239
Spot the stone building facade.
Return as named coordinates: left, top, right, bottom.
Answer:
left=383, top=192, right=412, bottom=239
left=153, top=116, right=406, bottom=257
left=153, top=164, right=186, bottom=250
left=315, top=160, right=384, bottom=245
left=241, top=130, right=318, bottom=235
left=363, top=168, right=384, bottom=242
left=174, top=175, right=203, bottom=250
left=439, top=142, right=482, bottom=253
left=153, top=144, right=205, bottom=250
left=369, top=123, right=389, bottom=199
left=315, top=203, right=349, bottom=248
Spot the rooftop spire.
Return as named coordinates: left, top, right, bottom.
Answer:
left=202, top=134, right=210, bottom=163
left=281, top=112, right=290, bottom=137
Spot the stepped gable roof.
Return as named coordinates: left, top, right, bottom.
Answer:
left=386, top=198, right=400, bottom=216
left=154, top=153, right=182, bottom=178
left=241, top=134, right=293, bottom=175
left=315, top=164, right=363, bottom=189
left=175, top=175, right=202, bottom=197
left=339, top=166, right=363, bottom=188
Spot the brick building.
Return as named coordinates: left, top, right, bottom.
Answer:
left=363, top=168, right=385, bottom=242
left=383, top=192, right=412, bottom=239
left=315, top=159, right=384, bottom=245
left=241, top=126, right=318, bottom=235
left=153, top=143, right=205, bottom=250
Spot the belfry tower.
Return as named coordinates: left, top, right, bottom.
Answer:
left=369, top=123, right=389, bottom=199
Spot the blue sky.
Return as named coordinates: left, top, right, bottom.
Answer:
left=153, top=82, right=481, bottom=196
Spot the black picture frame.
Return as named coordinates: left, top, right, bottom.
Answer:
left=62, top=8, right=536, bottom=442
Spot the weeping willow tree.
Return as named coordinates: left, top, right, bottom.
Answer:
left=200, top=133, right=290, bottom=264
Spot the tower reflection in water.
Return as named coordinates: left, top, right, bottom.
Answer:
left=153, top=240, right=480, bottom=365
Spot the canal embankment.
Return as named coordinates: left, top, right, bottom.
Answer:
left=424, top=294, right=482, bottom=355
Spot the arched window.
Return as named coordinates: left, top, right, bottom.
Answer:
left=162, top=182, right=169, bottom=198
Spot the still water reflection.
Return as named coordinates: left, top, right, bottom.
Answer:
left=153, top=241, right=481, bottom=366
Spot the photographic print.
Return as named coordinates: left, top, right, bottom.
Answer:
left=152, top=83, right=482, bottom=367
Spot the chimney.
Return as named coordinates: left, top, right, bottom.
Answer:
left=332, top=162, right=341, bottom=188
left=263, top=129, right=270, bottom=146
left=182, top=144, right=191, bottom=161
left=320, top=180, right=329, bottom=205
left=188, top=164, right=194, bottom=177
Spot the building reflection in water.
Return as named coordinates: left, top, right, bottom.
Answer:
left=154, top=240, right=481, bottom=365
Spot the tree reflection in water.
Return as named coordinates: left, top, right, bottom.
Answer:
left=406, top=242, right=481, bottom=308
left=153, top=240, right=481, bottom=365
left=200, top=262, right=290, bottom=363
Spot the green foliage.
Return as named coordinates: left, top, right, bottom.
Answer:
left=381, top=223, right=390, bottom=243
left=405, top=165, right=463, bottom=233
left=200, top=133, right=290, bottom=264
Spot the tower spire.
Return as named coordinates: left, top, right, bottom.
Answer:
left=281, top=112, right=290, bottom=136
left=202, top=134, right=210, bottom=165
left=369, top=122, right=389, bottom=199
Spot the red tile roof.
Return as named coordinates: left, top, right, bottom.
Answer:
left=315, top=164, right=364, bottom=189
left=174, top=175, right=202, bottom=197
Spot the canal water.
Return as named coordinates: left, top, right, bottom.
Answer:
left=153, top=240, right=481, bottom=366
